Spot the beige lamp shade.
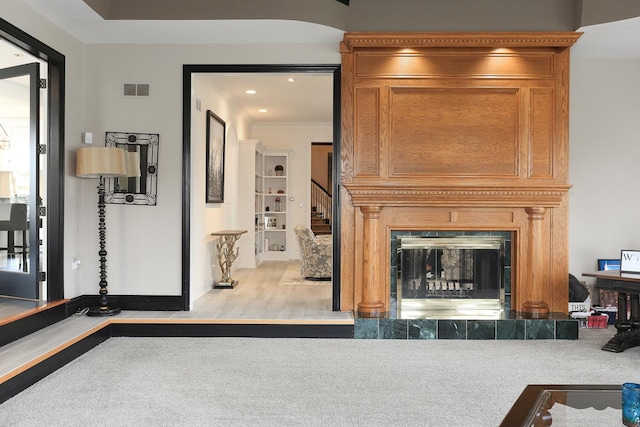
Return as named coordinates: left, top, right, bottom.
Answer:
left=124, top=151, right=141, bottom=178
left=76, top=147, right=126, bottom=178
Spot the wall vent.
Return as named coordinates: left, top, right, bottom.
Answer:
left=123, top=83, right=150, bottom=97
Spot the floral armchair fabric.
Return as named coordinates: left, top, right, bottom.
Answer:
left=294, top=225, right=332, bottom=279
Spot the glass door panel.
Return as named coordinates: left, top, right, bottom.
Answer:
left=0, top=62, right=40, bottom=299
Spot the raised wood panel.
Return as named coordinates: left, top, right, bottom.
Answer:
left=339, top=185, right=355, bottom=312
left=390, top=88, right=519, bottom=176
left=354, top=87, right=380, bottom=177
left=391, top=209, right=452, bottom=225
left=530, top=89, right=554, bottom=178
left=553, top=48, right=571, bottom=183
left=549, top=201, right=569, bottom=312
left=354, top=51, right=554, bottom=79
left=391, top=207, right=516, bottom=227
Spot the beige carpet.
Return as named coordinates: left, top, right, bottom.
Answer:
left=278, top=261, right=331, bottom=285
left=0, top=330, right=632, bottom=426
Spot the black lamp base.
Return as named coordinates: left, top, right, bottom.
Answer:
left=86, top=306, right=122, bottom=317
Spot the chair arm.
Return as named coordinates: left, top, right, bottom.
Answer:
left=315, top=234, right=332, bottom=245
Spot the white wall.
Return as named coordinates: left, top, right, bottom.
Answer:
left=569, top=58, right=640, bottom=288
left=79, top=45, right=339, bottom=304
left=251, top=123, right=333, bottom=259
left=190, top=74, right=252, bottom=304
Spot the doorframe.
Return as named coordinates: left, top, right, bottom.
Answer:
left=181, top=64, right=341, bottom=311
left=0, top=18, right=65, bottom=301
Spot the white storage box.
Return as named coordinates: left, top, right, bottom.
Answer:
left=568, top=296, right=591, bottom=313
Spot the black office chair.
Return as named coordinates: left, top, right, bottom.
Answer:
left=0, top=203, right=28, bottom=271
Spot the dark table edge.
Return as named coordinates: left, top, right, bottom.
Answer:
left=499, top=384, right=621, bottom=427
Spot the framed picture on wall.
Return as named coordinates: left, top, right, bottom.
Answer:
left=206, top=110, right=225, bottom=203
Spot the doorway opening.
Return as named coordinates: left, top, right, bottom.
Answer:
left=182, top=64, right=341, bottom=311
left=0, top=18, right=65, bottom=312
left=311, top=142, right=332, bottom=236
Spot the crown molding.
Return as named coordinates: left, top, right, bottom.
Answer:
left=341, top=32, right=582, bottom=52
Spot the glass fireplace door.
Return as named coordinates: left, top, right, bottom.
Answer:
left=398, top=236, right=505, bottom=319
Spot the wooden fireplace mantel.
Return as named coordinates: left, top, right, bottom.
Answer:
left=343, top=184, right=571, bottom=207
left=339, top=31, right=580, bottom=317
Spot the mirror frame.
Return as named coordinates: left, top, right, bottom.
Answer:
left=105, top=131, right=159, bottom=205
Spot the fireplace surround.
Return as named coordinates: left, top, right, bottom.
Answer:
left=339, top=32, right=581, bottom=318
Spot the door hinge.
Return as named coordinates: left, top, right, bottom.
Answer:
left=39, top=271, right=46, bottom=281
left=39, top=144, right=47, bottom=154
left=39, top=206, right=46, bottom=216
left=39, top=78, right=47, bottom=89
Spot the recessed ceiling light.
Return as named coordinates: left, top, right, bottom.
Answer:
left=259, top=109, right=268, bottom=113
left=245, top=89, right=256, bottom=94
left=287, top=78, right=295, bottom=83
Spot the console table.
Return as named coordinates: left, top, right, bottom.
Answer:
left=583, top=269, right=640, bottom=352
left=211, top=230, right=247, bottom=289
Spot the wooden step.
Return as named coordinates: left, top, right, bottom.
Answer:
left=312, top=223, right=332, bottom=235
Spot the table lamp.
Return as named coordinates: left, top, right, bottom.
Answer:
left=76, top=146, right=127, bottom=316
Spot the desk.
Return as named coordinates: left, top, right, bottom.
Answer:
left=500, top=384, right=621, bottom=426
left=211, top=230, right=247, bottom=289
left=583, top=270, right=640, bottom=353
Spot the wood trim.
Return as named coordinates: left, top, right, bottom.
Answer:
left=0, top=300, right=67, bottom=327
left=343, top=184, right=571, bottom=207
left=109, top=318, right=353, bottom=325
left=341, top=32, right=582, bottom=51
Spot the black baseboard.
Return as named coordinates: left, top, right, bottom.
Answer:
left=0, top=326, right=110, bottom=404
left=78, top=294, right=183, bottom=311
left=110, top=323, right=354, bottom=338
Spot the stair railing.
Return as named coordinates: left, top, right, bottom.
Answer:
left=311, top=179, right=332, bottom=223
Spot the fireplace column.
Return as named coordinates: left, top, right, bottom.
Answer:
left=357, top=206, right=385, bottom=317
left=522, top=207, right=550, bottom=318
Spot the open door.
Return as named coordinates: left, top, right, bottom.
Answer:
left=0, top=62, right=41, bottom=299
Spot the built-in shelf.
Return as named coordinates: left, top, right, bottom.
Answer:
left=239, top=141, right=290, bottom=266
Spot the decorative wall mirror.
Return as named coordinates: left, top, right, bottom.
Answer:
left=105, top=131, right=159, bottom=205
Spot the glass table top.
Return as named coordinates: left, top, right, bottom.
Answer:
left=501, top=385, right=622, bottom=426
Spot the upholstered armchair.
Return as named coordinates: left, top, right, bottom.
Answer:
left=293, top=225, right=332, bottom=280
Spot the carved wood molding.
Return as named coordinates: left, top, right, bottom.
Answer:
left=343, top=184, right=571, bottom=207
left=341, top=32, right=582, bottom=52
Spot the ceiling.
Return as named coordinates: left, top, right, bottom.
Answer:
left=205, top=72, right=334, bottom=124
left=5, top=1, right=640, bottom=125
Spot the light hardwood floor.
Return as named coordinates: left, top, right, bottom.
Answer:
left=192, top=261, right=349, bottom=320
